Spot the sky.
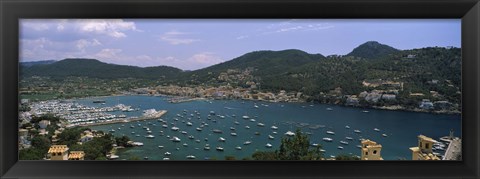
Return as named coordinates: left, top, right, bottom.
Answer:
left=20, top=19, right=461, bottom=71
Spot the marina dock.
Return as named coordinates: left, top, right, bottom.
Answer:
left=76, top=110, right=167, bottom=127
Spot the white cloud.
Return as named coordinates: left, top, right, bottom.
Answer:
left=187, top=52, right=223, bottom=65
left=160, top=30, right=200, bottom=45
left=94, top=48, right=122, bottom=59
left=75, top=19, right=137, bottom=38
left=76, top=39, right=102, bottom=52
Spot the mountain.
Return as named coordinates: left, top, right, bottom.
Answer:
left=21, top=58, right=182, bottom=79
left=20, top=60, right=57, bottom=67
left=347, top=41, right=400, bottom=59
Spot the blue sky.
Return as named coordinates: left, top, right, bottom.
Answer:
left=20, top=19, right=460, bottom=70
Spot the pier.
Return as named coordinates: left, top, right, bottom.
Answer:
left=76, top=110, right=167, bottom=127
left=443, top=138, right=462, bottom=160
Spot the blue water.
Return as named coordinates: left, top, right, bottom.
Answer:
left=76, top=95, right=461, bottom=160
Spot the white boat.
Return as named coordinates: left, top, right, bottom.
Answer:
left=172, top=137, right=181, bottom=142
left=382, top=134, right=388, bottom=137
left=354, top=130, right=361, bottom=133
left=265, top=143, right=272, bottom=148
left=268, top=135, right=274, bottom=139
left=323, top=138, right=333, bottom=142
left=271, top=126, right=278, bottom=130
left=163, top=158, right=170, bottom=160
left=216, top=146, right=224, bottom=151
left=345, top=137, right=354, bottom=140
left=204, top=145, right=211, bottom=150
left=242, top=116, right=250, bottom=119
left=340, top=141, right=349, bottom=145
left=186, top=155, right=196, bottom=159
left=362, top=110, right=370, bottom=113
left=311, top=143, right=319, bottom=147
left=218, top=137, right=226, bottom=142
left=171, top=126, right=180, bottom=131
left=337, top=146, right=344, bottom=150
left=326, top=131, right=335, bottom=135
left=230, top=127, right=236, bottom=130
left=196, top=127, right=202, bottom=131
left=188, top=135, right=195, bottom=139
left=254, top=105, right=259, bottom=108
left=374, top=128, right=380, bottom=132
left=183, top=143, right=188, bottom=147
left=158, top=145, right=164, bottom=149
left=249, top=119, right=256, bottom=122
left=245, top=126, right=250, bottom=129
left=326, top=108, right=333, bottom=111
left=212, top=129, right=223, bottom=133
left=164, top=152, right=171, bottom=156
left=257, top=123, right=265, bottom=127
left=109, top=129, right=115, bottom=133
left=145, top=135, right=155, bottom=139
left=235, top=146, right=242, bottom=150
left=356, top=145, right=362, bottom=148
left=230, top=132, right=237, bottom=136
left=181, top=131, right=187, bottom=134
left=234, top=121, right=240, bottom=125
left=244, top=141, right=252, bottom=145
left=345, top=125, right=350, bottom=129
left=186, top=122, right=193, bottom=126
left=162, top=124, right=168, bottom=128
left=285, top=131, right=295, bottom=136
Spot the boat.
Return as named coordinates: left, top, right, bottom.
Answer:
left=181, top=131, right=187, bottom=134
left=158, top=145, right=164, bottom=149
left=109, top=129, right=115, bottom=133
left=244, top=141, right=252, bottom=145
left=144, top=157, right=149, bottom=160
left=354, top=130, right=361, bottom=133
left=145, top=135, right=155, bottom=139
left=254, top=105, right=259, bottom=108
left=249, top=119, right=256, bottom=122
left=129, top=125, right=134, bottom=128
left=323, top=138, right=333, bottom=142
left=164, top=152, right=171, bottom=156
left=204, top=145, right=211, bottom=150
left=362, top=110, right=370, bottom=113
left=230, top=127, right=236, bottom=130
left=340, top=141, right=349, bottom=145
left=210, top=111, right=215, bottom=115
left=271, top=126, right=278, bottom=130
left=268, top=135, right=274, bottom=139
left=218, top=137, right=226, bottom=142
left=188, top=135, right=195, bottom=139
left=326, top=131, right=335, bottom=135
left=212, top=129, right=223, bottom=134
left=234, top=121, right=240, bottom=125
left=172, top=137, right=181, bottom=142
left=183, top=143, right=188, bottom=147
left=235, top=146, right=242, bottom=150
left=345, top=125, right=350, bottom=129
left=230, top=132, right=237, bottom=136
left=186, top=122, right=193, bottom=126
left=186, top=155, right=196, bottom=159
left=131, top=132, right=135, bottom=134
left=242, top=116, right=250, bottom=119
left=163, top=158, right=170, bottom=160
left=265, top=143, right=272, bottom=148
left=382, top=134, right=388, bottom=137
left=195, top=139, right=200, bottom=143
left=257, top=123, right=265, bottom=127
left=311, top=143, right=319, bottom=147
left=245, top=126, right=250, bottom=129
left=326, top=108, right=333, bottom=111
left=345, top=137, right=354, bottom=140
left=196, top=127, right=202, bottom=131
left=337, top=146, right=344, bottom=150
left=216, top=146, right=224, bottom=151
left=254, top=132, right=260, bottom=135
left=162, top=124, right=168, bottom=128
left=285, top=131, right=295, bottom=136
left=374, top=128, right=380, bottom=132
left=171, top=126, right=180, bottom=131
left=356, top=145, right=362, bottom=148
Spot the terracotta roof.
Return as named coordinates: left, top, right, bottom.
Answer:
left=68, top=151, right=85, bottom=159
left=48, top=145, right=69, bottom=154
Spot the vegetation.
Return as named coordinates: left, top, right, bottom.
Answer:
left=251, top=129, right=324, bottom=160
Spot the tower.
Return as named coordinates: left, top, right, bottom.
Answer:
left=360, top=139, right=383, bottom=160
left=409, top=135, right=440, bottom=160
left=48, top=145, right=69, bottom=160
left=68, top=151, right=85, bottom=160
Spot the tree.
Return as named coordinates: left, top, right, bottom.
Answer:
left=31, top=135, right=51, bottom=151
left=276, top=129, right=323, bottom=160
left=335, top=154, right=360, bottom=160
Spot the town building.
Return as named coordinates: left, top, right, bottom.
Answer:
left=48, top=145, right=69, bottom=160
left=360, top=139, right=383, bottom=160
left=68, top=151, right=85, bottom=160
left=409, top=135, right=440, bottom=160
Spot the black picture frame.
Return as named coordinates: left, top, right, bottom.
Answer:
left=1, top=0, right=479, bottom=178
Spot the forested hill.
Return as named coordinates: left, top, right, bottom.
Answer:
left=347, top=41, right=400, bottom=59
left=20, top=58, right=183, bottom=80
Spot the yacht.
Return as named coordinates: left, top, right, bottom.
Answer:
left=216, top=146, right=224, bottom=151
left=249, top=119, right=256, bottom=122
left=235, top=146, right=242, bottom=150
left=268, top=135, right=275, bottom=139
left=337, top=146, right=344, bottom=150
left=382, top=134, right=388, bottom=137
left=109, top=129, right=115, bottom=133
left=311, top=143, right=319, bottom=147
left=181, top=131, right=188, bottom=134
left=374, top=128, right=380, bottom=132
left=218, top=137, right=226, bottom=142
left=230, top=127, right=236, bottom=130
left=196, top=127, right=202, bottom=131
left=323, top=138, right=333, bottom=142
left=162, top=124, right=168, bottom=128
left=186, top=155, right=196, bottom=159
left=254, top=105, right=259, bottom=108
left=171, top=126, right=180, bottom=131
left=326, top=131, right=335, bottom=135
left=345, top=125, right=350, bottom=129
left=163, top=158, right=170, bottom=160
left=164, top=152, right=171, bottom=156
left=145, top=135, right=155, bottom=139
left=230, top=132, right=237, bottom=136
left=354, top=130, right=361, bottom=133
left=186, top=122, right=193, bottom=126
left=172, top=136, right=181, bottom=142
left=271, top=126, right=278, bottom=130
left=326, top=108, right=333, bottom=111
left=265, top=143, right=273, bottom=148
left=158, top=145, right=164, bottom=149
left=242, top=116, right=250, bottom=119
left=285, top=131, right=295, bottom=136
left=188, top=135, right=195, bottom=139
left=257, top=123, right=265, bottom=127
left=234, top=121, right=240, bottom=125
left=204, top=145, right=211, bottom=150
left=244, top=141, right=252, bottom=145
left=183, top=143, right=188, bottom=147
left=345, top=137, right=354, bottom=140
left=340, top=141, right=349, bottom=145
left=245, top=126, right=250, bottom=129
left=212, top=129, right=223, bottom=134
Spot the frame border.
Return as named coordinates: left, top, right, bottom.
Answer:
left=1, top=0, right=479, bottom=178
